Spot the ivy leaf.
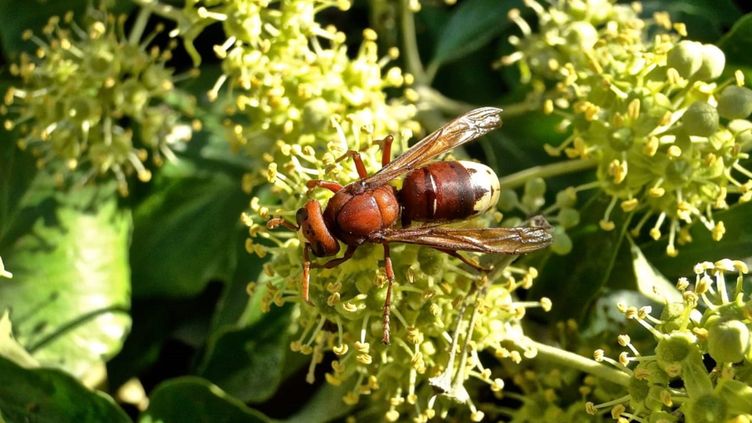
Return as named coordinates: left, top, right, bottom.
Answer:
left=129, top=123, right=250, bottom=298
left=0, top=182, right=131, bottom=381
left=530, top=194, right=633, bottom=321
left=142, top=376, right=271, bottom=423
left=629, top=239, right=681, bottom=303
left=718, top=12, right=752, bottom=79
left=197, top=304, right=292, bottom=402
left=642, top=0, right=742, bottom=42
left=0, top=355, right=129, bottom=422
left=283, top=382, right=354, bottom=423
left=643, top=202, right=752, bottom=280
left=429, top=0, right=522, bottom=71
left=0, top=310, right=38, bottom=368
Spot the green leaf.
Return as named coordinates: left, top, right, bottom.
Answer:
left=718, top=13, right=752, bottom=80
left=0, top=355, right=130, bottom=423
left=629, top=239, right=681, bottom=303
left=141, top=377, right=271, bottom=423
left=429, top=0, right=522, bottom=71
left=283, top=382, right=354, bottom=423
left=0, top=311, right=38, bottom=368
left=642, top=0, right=742, bottom=42
left=530, top=193, right=633, bottom=321
left=0, top=184, right=131, bottom=381
left=197, top=305, right=292, bottom=403
left=129, top=116, right=251, bottom=298
left=643, top=202, right=752, bottom=281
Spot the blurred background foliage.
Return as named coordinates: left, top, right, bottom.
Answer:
left=0, top=0, right=751, bottom=422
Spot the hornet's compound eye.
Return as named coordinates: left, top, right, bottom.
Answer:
left=296, top=200, right=340, bottom=257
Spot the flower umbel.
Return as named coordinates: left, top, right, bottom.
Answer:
left=216, top=4, right=554, bottom=418
left=3, top=7, right=195, bottom=195
left=586, top=259, right=752, bottom=421
left=503, top=0, right=752, bottom=256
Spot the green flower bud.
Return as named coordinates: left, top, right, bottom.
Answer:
left=555, top=188, right=577, bottom=208
left=417, top=247, right=446, bottom=277
left=667, top=40, right=703, bottom=78
left=657, top=302, right=688, bottom=333
left=524, top=177, right=547, bottom=198
left=557, top=208, right=580, bottom=229
left=716, top=379, right=752, bottom=416
left=628, top=376, right=649, bottom=403
left=608, top=127, right=634, bottom=151
left=685, top=393, right=727, bottom=423
left=550, top=225, right=572, bottom=255
left=694, top=44, right=725, bottom=81
left=717, top=86, right=752, bottom=120
left=499, top=189, right=519, bottom=212
left=681, top=101, right=719, bottom=137
left=564, top=22, right=598, bottom=50
left=707, top=319, right=749, bottom=363
left=655, top=331, right=695, bottom=365
left=665, top=159, right=693, bottom=187
left=302, top=98, right=331, bottom=130
left=695, top=44, right=726, bottom=81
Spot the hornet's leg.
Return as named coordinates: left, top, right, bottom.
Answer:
left=267, top=217, right=299, bottom=231
left=306, top=180, right=343, bottom=193
left=336, top=150, right=368, bottom=179
left=312, top=245, right=357, bottom=269
left=435, top=248, right=490, bottom=273
left=376, top=135, right=394, bottom=167
left=382, top=244, right=395, bottom=344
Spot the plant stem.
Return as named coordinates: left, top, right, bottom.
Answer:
left=416, top=86, right=476, bottom=115
left=526, top=339, right=631, bottom=387
left=400, top=0, right=428, bottom=85
left=499, top=158, right=597, bottom=190
left=128, top=6, right=152, bottom=45
left=131, top=0, right=184, bottom=23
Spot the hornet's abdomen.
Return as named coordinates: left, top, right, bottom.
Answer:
left=399, top=161, right=500, bottom=226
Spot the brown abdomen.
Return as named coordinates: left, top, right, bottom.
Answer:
left=399, top=161, right=500, bottom=226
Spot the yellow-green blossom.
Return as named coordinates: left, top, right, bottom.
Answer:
left=3, top=8, right=195, bottom=195
left=175, top=1, right=558, bottom=419
left=503, top=0, right=752, bottom=256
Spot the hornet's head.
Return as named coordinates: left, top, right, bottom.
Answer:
left=295, top=200, right=340, bottom=257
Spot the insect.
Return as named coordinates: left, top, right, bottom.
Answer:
left=268, top=107, right=552, bottom=344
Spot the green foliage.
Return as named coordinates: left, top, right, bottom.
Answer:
left=0, top=0, right=751, bottom=422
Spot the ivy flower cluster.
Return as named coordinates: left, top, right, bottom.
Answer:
left=180, top=0, right=416, bottom=176
left=586, top=259, right=751, bottom=421
left=175, top=1, right=557, bottom=419
left=503, top=0, right=752, bottom=256
left=3, top=8, right=194, bottom=195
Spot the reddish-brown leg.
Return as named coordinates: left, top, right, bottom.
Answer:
left=306, top=180, right=343, bottom=193
left=336, top=150, right=368, bottom=179
left=267, top=217, right=299, bottom=231
left=436, top=248, right=490, bottom=272
left=301, top=244, right=312, bottom=303
left=312, top=245, right=357, bottom=269
left=382, top=244, right=395, bottom=344
left=377, top=135, right=394, bottom=167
